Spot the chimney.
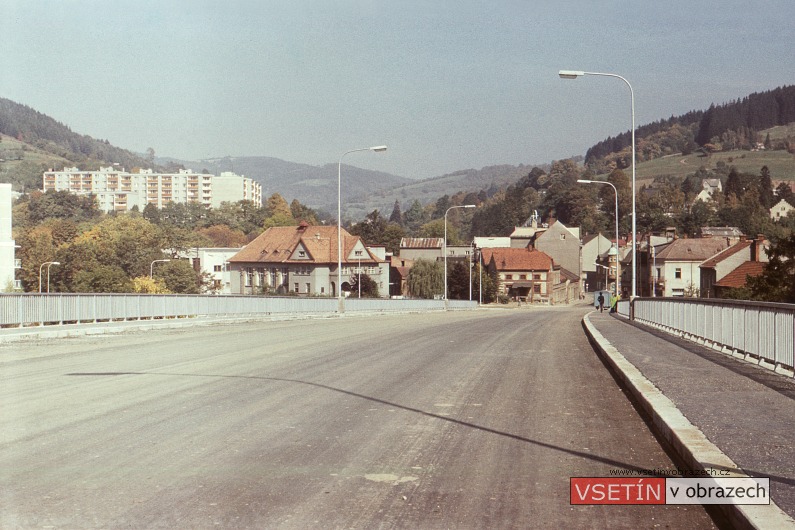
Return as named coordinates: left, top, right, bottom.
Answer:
left=753, top=234, right=765, bottom=262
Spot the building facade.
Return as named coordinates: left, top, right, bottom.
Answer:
left=0, top=184, right=20, bottom=291
left=228, top=222, right=388, bottom=297
left=483, top=247, right=558, bottom=302
left=42, top=167, right=262, bottom=212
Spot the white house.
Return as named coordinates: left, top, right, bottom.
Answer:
left=0, top=184, right=20, bottom=291
left=770, top=198, right=795, bottom=220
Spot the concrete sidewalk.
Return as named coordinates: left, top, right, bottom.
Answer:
left=583, top=311, right=795, bottom=529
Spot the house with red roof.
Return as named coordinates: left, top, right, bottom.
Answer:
left=699, top=235, right=768, bottom=298
left=483, top=247, right=578, bottom=303
left=227, top=222, right=387, bottom=297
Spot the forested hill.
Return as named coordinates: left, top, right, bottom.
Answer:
left=0, top=97, right=150, bottom=169
left=585, top=85, right=795, bottom=171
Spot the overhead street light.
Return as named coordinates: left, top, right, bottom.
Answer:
left=444, top=204, right=476, bottom=301
left=150, top=259, right=171, bottom=278
left=577, top=178, right=620, bottom=295
left=560, top=69, right=637, bottom=299
left=39, top=261, right=60, bottom=293
left=338, top=146, right=387, bottom=300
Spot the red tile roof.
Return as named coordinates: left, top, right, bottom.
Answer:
left=714, top=262, right=766, bottom=288
left=229, top=224, right=378, bottom=265
left=486, top=247, right=554, bottom=271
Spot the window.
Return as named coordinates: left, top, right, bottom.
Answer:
left=294, top=283, right=299, bottom=293
left=533, top=274, right=541, bottom=280
left=298, top=250, right=306, bottom=258
left=213, top=265, right=222, bottom=272
left=520, top=274, right=527, bottom=280
left=306, top=283, right=311, bottom=293
left=505, top=274, right=513, bottom=280
left=534, top=284, right=541, bottom=293
left=560, top=234, right=566, bottom=240
left=675, top=268, right=682, bottom=279
left=355, top=250, right=363, bottom=256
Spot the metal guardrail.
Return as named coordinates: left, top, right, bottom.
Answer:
left=0, top=294, right=477, bottom=327
left=632, top=298, right=795, bottom=375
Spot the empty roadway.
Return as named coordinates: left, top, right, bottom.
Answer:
left=0, top=308, right=717, bottom=528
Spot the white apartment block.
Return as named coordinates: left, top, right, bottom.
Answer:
left=0, top=184, right=21, bottom=291
left=42, top=167, right=262, bottom=213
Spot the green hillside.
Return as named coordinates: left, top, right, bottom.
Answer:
left=0, top=134, right=71, bottom=192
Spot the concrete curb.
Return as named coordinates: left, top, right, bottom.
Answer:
left=583, top=312, right=795, bottom=530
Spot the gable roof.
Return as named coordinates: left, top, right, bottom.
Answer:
left=700, top=240, right=753, bottom=269
left=486, top=247, right=555, bottom=271
left=714, top=262, right=766, bottom=288
left=229, top=224, right=378, bottom=265
left=654, top=238, right=730, bottom=262
left=400, top=237, right=443, bottom=249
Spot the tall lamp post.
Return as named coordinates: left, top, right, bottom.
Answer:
left=150, top=259, right=171, bottom=278
left=338, top=146, right=387, bottom=299
left=577, top=178, right=620, bottom=295
left=560, top=70, right=636, bottom=299
left=444, top=204, right=476, bottom=300
left=39, top=261, right=60, bottom=293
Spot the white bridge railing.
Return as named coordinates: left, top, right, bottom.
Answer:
left=631, top=298, right=795, bottom=376
left=0, top=294, right=477, bottom=328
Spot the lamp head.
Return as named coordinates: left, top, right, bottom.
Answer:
left=559, top=70, right=585, bottom=79
left=576, top=179, right=594, bottom=184
left=370, top=145, right=388, bottom=152
left=52, top=261, right=60, bottom=265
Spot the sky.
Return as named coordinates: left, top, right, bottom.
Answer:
left=2, top=1, right=794, bottom=180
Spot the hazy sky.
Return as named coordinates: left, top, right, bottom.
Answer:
left=2, top=1, right=793, bottom=179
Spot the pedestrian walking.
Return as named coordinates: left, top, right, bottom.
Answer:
left=597, top=293, right=605, bottom=312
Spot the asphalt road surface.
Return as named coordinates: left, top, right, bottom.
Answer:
left=1, top=308, right=718, bottom=528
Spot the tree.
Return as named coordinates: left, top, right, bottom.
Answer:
left=349, top=273, right=379, bottom=298
left=403, top=200, right=427, bottom=233
left=447, top=261, right=471, bottom=300
left=197, top=225, right=247, bottom=247
left=758, top=166, right=775, bottom=209
left=406, top=258, right=443, bottom=299
left=775, top=182, right=794, bottom=203
left=745, top=234, right=795, bottom=303
left=389, top=200, right=403, bottom=225
left=72, top=264, right=133, bottom=293
left=159, top=260, right=203, bottom=294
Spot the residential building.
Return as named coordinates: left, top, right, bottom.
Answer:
left=533, top=220, right=581, bottom=281
left=227, top=222, right=387, bottom=297
left=398, top=238, right=443, bottom=261
left=700, top=235, right=768, bottom=298
left=472, top=236, right=511, bottom=249
left=770, top=198, right=795, bottom=220
left=651, top=237, right=731, bottom=297
left=700, top=226, right=744, bottom=241
left=483, top=247, right=558, bottom=302
left=174, top=247, right=243, bottom=294
left=581, top=233, right=613, bottom=292
left=42, top=167, right=262, bottom=212
left=694, top=178, right=722, bottom=203
left=0, top=184, right=20, bottom=291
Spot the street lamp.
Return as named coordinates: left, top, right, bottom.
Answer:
left=337, top=146, right=387, bottom=299
left=444, top=204, right=476, bottom=300
left=38, top=261, right=60, bottom=293
left=150, top=259, right=171, bottom=278
left=577, top=178, right=620, bottom=295
left=560, top=69, right=636, bottom=298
